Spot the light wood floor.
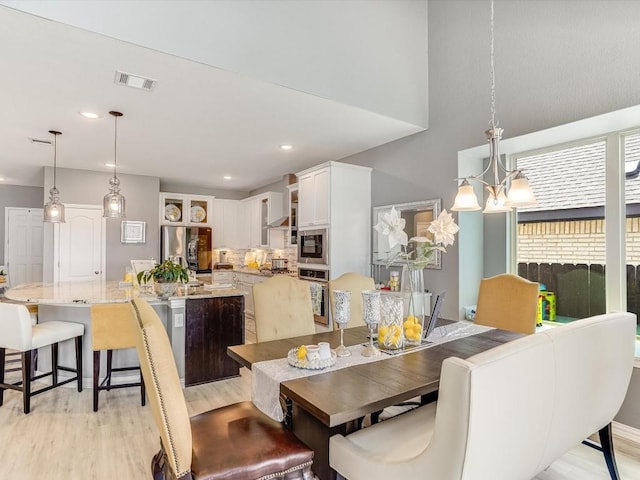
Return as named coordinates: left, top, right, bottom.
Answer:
left=1, top=368, right=639, bottom=479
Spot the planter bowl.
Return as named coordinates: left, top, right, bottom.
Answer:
left=154, top=282, right=179, bottom=297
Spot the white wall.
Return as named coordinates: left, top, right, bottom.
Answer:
left=1, top=0, right=428, bottom=127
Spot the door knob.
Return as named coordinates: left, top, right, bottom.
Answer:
left=95, top=271, right=100, bottom=275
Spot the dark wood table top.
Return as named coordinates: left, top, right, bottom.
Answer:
left=228, top=321, right=523, bottom=428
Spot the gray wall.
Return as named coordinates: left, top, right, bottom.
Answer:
left=0, top=184, right=43, bottom=265
left=617, top=366, right=640, bottom=428
left=344, top=0, right=640, bottom=320
left=43, top=167, right=160, bottom=281
left=342, top=0, right=640, bottom=428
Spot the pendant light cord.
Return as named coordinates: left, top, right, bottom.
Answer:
left=53, top=133, right=57, bottom=187
left=489, top=0, right=496, bottom=130
left=113, top=114, right=118, bottom=180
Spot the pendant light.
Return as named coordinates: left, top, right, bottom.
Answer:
left=103, top=111, right=126, bottom=218
left=43, top=130, right=66, bottom=223
left=451, top=0, right=537, bottom=213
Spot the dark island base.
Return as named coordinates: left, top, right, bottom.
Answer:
left=185, top=296, right=245, bottom=387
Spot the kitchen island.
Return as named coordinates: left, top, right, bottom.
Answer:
left=5, top=281, right=246, bottom=387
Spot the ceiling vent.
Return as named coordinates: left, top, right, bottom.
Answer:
left=114, top=70, right=157, bottom=91
left=29, top=137, right=52, bottom=145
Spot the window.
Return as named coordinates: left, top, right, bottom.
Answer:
left=512, top=133, right=640, bottom=354
left=515, top=140, right=607, bottom=325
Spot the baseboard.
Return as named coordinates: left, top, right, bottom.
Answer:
left=613, top=421, right=640, bottom=446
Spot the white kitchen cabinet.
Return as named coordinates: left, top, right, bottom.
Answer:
left=212, top=270, right=234, bottom=284
left=298, top=168, right=329, bottom=227
left=287, top=184, right=299, bottom=246
left=296, top=161, right=372, bottom=280
left=239, top=192, right=283, bottom=248
left=160, top=193, right=213, bottom=227
left=234, top=272, right=269, bottom=344
left=211, top=199, right=239, bottom=248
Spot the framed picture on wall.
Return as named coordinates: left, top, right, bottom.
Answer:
left=121, top=221, right=146, bottom=244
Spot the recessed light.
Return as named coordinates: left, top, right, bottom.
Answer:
left=105, top=162, right=115, bottom=168
left=223, top=175, right=232, bottom=180
left=279, top=144, right=293, bottom=151
left=0, top=177, right=5, bottom=181
left=80, top=112, right=100, bottom=119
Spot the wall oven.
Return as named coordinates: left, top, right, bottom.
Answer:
left=298, top=267, right=329, bottom=326
left=298, top=228, right=328, bottom=265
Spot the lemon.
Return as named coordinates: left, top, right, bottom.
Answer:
left=296, top=345, right=307, bottom=360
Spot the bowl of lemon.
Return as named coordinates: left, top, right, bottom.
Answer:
left=287, top=345, right=337, bottom=370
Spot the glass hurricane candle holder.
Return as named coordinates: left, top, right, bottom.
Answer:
left=361, top=289, right=381, bottom=357
left=379, top=295, right=404, bottom=350
left=332, top=290, right=352, bottom=357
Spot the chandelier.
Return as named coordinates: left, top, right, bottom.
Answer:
left=43, top=130, right=65, bottom=223
left=451, top=0, right=537, bottom=213
left=103, top=110, right=126, bottom=218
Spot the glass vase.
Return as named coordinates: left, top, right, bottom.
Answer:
left=378, top=295, right=404, bottom=350
left=400, top=264, right=426, bottom=346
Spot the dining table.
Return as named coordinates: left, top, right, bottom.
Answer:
left=227, top=319, right=523, bottom=480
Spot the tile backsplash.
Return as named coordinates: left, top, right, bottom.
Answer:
left=214, top=246, right=297, bottom=271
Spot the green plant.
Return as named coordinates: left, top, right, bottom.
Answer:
left=137, top=260, right=189, bottom=284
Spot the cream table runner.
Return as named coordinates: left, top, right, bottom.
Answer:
left=252, top=320, right=493, bottom=421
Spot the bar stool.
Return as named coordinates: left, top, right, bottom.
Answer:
left=0, top=303, right=83, bottom=414
left=2, top=304, right=38, bottom=377
left=91, top=304, right=145, bottom=412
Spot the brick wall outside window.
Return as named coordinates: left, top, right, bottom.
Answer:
left=518, top=217, right=640, bottom=265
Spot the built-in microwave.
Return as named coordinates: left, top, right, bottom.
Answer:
left=298, top=228, right=328, bottom=265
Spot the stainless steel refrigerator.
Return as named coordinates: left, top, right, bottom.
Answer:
left=161, top=226, right=213, bottom=273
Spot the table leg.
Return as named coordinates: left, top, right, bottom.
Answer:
left=291, top=404, right=359, bottom=480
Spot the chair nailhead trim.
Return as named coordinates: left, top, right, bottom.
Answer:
left=132, top=300, right=190, bottom=479
left=258, top=460, right=314, bottom=480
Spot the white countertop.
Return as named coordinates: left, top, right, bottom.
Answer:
left=5, top=281, right=245, bottom=305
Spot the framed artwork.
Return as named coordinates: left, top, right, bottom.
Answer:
left=121, top=221, right=146, bottom=244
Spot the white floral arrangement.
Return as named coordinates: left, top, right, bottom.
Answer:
left=374, top=207, right=459, bottom=269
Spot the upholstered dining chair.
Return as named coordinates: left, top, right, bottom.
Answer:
left=474, top=273, right=539, bottom=334
left=253, top=275, right=316, bottom=342
left=129, top=298, right=315, bottom=480
left=0, top=303, right=83, bottom=414
left=330, top=312, right=636, bottom=480
left=90, top=304, right=145, bottom=412
left=328, top=272, right=375, bottom=329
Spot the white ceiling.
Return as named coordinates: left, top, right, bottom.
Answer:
left=0, top=2, right=426, bottom=192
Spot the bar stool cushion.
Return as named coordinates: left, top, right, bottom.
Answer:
left=0, top=304, right=82, bottom=351
left=31, top=321, right=85, bottom=350
left=0, top=303, right=34, bottom=351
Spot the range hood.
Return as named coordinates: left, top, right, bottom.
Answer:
left=268, top=216, right=289, bottom=229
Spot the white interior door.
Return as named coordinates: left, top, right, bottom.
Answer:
left=4, top=207, right=44, bottom=286
left=55, top=205, right=105, bottom=282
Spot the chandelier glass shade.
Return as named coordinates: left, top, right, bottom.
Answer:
left=103, top=111, right=126, bottom=218
left=43, top=130, right=66, bottom=223
left=451, top=0, right=537, bottom=214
